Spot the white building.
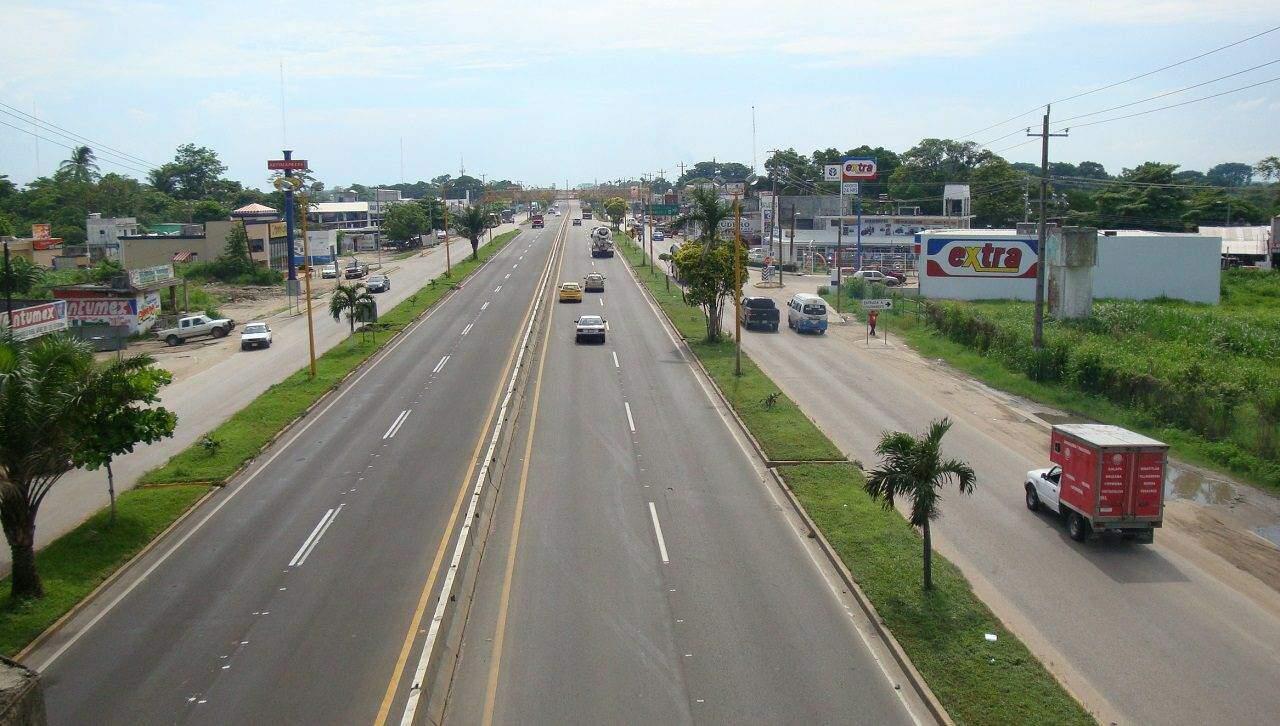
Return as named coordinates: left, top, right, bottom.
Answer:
left=1200, top=225, right=1273, bottom=268
left=85, top=213, right=140, bottom=262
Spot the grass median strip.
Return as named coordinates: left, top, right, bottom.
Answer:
left=623, top=233, right=1090, bottom=725
left=1, top=484, right=209, bottom=656
left=143, top=231, right=519, bottom=485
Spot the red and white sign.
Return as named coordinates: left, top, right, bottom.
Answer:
left=65, top=298, right=137, bottom=325
left=842, top=158, right=878, bottom=181
left=31, top=223, right=51, bottom=240
left=1, top=300, right=69, bottom=341
left=267, top=159, right=308, bottom=171
left=923, top=237, right=1037, bottom=279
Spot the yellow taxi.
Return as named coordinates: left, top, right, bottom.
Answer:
left=558, top=282, right=583, bottom=303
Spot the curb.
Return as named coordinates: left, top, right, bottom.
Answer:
left=13, top=231, right=522, bottom=665
left=621, top=238, right=950, bottom=726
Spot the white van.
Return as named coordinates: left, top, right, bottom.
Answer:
left=786, top=293, right=828, bottom=334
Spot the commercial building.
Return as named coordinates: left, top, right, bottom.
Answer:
left=1201, top=225, right=1274, bottom=268
left=52, top=264, right=180, bottom=335
left=85, top=214, right=141, bottom=262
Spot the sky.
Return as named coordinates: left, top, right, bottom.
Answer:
left=2, top=1, right=1279, bottom=190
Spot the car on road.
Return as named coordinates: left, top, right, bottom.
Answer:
left=583, top=272, right=605, bottom=292
left=573, top=218, right=582, bottom=226
left=786, top=293, right=828, bottom=334
left=366, top=274, right=391, bottom=293
left=344, top=263, right=368, bottom=279
left=574, top=314, right=606, bottom=343
left=240, top=321, right=272, bottom=350
left=850, top=269, right=900, bottom=287
left=155, top=313, right=236, bottom=346
left=748, top=248, right=767, bottom=264
left=321, top=264, right=338, bottom=279
left=740, top=296, right=780, bottom=332
left=652, top=231, right=665, bottom=241
left=582, top=212, right=592, bottom=220
left=436, top=230, right=447, bottom=239
left=558, top=282, right=583, bottom=303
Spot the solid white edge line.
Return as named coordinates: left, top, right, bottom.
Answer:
left=289, top=508, right=335, bottom=567
left=383, top=409, right=410, bottom=440
left=624, top=401, right=636, bottom=433
left=648, top=502, right=670, bottom=564
left=399, top=213, right=565, bottom=725
left=297, top=504, right=344, bottom=566
left=612, top=351, right=619, bottom=369
left=28, top=227, right=524, bottom=673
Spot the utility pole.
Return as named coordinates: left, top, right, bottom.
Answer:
left=1027, top=105, right=1069, bottom=349
left=442, top=182, right=452, bottom=277
left=3, top=239, right=13, bottom=322
left=299, top=193, right=317, bottom=378
left=772, top=171, right=781, bottom=285
left=733, top=192, right=743, bottom=376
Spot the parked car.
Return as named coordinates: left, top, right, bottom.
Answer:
left=155, top=313, right=236, bottom=347
left=786, top=293, right=828, bottom=334
left=558, top=282, right=583, bottom=303
left=321, top=264, right=338, bottom=279
left=240, top=321, right=272, bottom=350
left=740, top=296, right=780, bottom=332
left=883, top=269, right=907, bottom=284
left=344, top=263, right=368, bottom=279
left=849, top=269, right=900, bottom=287
left=747, top=248, right=767, bottom=264
left=583, top=272, right=606, bottom=292
left=1026, top=424, right=1168, bottom=543
left=366, top=274, right=391, bottom=293
left=574, top=314, right=607, bottom=343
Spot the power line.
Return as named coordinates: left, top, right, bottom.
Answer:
left=1070, top=74, right=1280, bottom=129
left=1048, top=175, right=1267, bottom=191
left=0, top=100, right=158, bottom=169
left=958, top=24, right=1280, bottom=140
left=0, top=118, right=155, bottom=177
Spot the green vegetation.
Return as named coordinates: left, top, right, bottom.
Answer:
left=786, top=464, right=1092, bottom=726
left=143, top=229, right=519, bottom=486
left=0, top=484, right=208, bottom=656
left=621, top=232, right=1087, bottom=724
left=179, top=221, right=283, bottom=286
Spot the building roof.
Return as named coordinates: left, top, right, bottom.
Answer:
left=232, top=203, right=278, bottom=216
left=1199, top=225, right=1271, bottom=256
left=309, top=202, right=370, bottom=214
left=172, top=250, right=197, bottom=263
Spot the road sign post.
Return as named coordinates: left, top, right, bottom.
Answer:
left=268, top=151, right=309, bottom=289
left=860, top=298, right=893, bottom=346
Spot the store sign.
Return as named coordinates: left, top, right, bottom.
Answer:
left=823, top=164, right=841, bottom=181
left=269, top=222, right=287, bottom=238
left=722, top=182, right=745, bottom=194
left=924, top=237, right=1038, bottom=278
left=129, top=264, right=175, bottom=287
left=1, top=300, right=69, bottom=340
left=66, top=298, right=137, bottom=325
left=138, top=292, right=161, bottom=324
left=841, top=182, right=860, bottom=195
left=842, top=157, right=878, bottom=181
left=267, top=159, right=308, bottom=170
left=31, top=223, right=51, bottom=240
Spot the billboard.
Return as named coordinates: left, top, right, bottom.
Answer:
left=1, top=300, right=69, bottom=341
left=918, top=233, right=1039, bottom=301
left=842, top=157, right=878, bottom=181
left=66, top=298, right=137, bottom=326
left=129, top=264, right=176, bottom=287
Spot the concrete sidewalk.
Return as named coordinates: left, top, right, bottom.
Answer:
left=4, top=220, right=525, bottom=572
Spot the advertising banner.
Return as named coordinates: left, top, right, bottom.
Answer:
left=842, top=157, right=878, bottom=181
left=924, top=237, right=1037, bottom=278
left=1, top=300, right=68, bottom=341
left=137, top=292, right=161, bottom=325
left=269, top=222, right=287, bottom=238
left=66, top=298, right=137, bottom=326
left=129, top=264, right=176, bottom=287
left=31, top=223, right=51, bottom=240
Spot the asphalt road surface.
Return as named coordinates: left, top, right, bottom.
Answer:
left=31, top=218, right=561, bottom=724
left=442, top=212, right=925, bottom=725
left=731, top=280, right=1280, bottom=726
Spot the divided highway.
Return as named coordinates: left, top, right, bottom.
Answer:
left=442, top=208, right=927, bottom=725
left=30, top=217, right=563, bottom=724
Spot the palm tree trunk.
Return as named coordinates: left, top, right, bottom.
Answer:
left=349, top=314, right=355, bottom=334
left=107, top=460, right=116, bottom=525
left=471, top=236, right=479, bottom=260
left=4, top=508, right=43, bottom=600
left=923, top=520, right=933, bottom=591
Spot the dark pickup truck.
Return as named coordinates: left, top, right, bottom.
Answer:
left=740, top=296, right=780, bottom=332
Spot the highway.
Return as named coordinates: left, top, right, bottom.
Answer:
left=29, top=217, right=561, bottom=724
left=442, top=209, right=925, bottom=724
left=730, top=276, right=1280, bottom=726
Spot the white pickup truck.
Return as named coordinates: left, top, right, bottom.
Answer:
left=155, top=313, right=235, bottom=346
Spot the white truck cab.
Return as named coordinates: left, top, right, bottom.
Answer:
left=1026, top=465, right=1062, bottom=513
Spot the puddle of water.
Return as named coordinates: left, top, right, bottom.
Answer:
left=1165, top=466, right=1240, bottom=506
left=1255, top=524, right=1280, bottom=548
left=1033, top=411, right=1088, bottom=425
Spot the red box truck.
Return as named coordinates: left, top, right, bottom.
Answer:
left=1025, top=424, right=1168, bottom=543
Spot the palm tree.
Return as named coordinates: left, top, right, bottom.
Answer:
left=329, top=283, right=375, bottom=334
left=1, top=256, right=44, bottom=297
left=451, top=205, right=488, bottom=260
left=864, top=417, right=976, bottom=591
left=670, top=186, right=731, bottom=250
left=59, top=145, right=99, bottom=184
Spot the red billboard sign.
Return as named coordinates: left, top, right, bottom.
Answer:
left=1, top=300, right=69, bottom=341
left=267, top=159, right=308, bottom=170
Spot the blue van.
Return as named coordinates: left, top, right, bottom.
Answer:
left=786, top=293, right=828, bottom=334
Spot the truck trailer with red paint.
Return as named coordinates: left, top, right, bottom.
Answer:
left=1025, top=424, right=1168, bottom=543
left=531, top=213, right=544, bottom=229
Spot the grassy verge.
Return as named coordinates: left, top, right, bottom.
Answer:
left=143, top=230, right=520, bottom=485
left=1, top=484, right=210, bottom=656
left=786, top=464, right=1092, bottom=726
left=623, top=234, right=1090, bottom=724
left=618, top=234, right=842, bottom=462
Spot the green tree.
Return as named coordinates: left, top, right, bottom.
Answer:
left=0, top=335, right=177, bottom=599
left=888, top=139, right=994, bottom=214
left=217, top=221, right=255, bottom=277
left=329, top=283, right=375, bottom=334
left=382, top=202, right=429, bottom=245
left=1182, top=190, right=1267, bottom=225
left=1254, top=155, right=1280, bottom=181
left=604, top=197, right=627, bottom=228
left=864, top=418, right=976, bottom=591
left=191, top=200, right=229, bottom=223
left=152, top=144, right=228, bottom=200
left=451, top=205, right=489, bottom=260
left=1085, top=162, right=1189, bottom=231
left=75, top=358, right=176, bottom=524
left=58, top=146, right=99, bottom=185
left=970, top=158, right=1027, bottom=228
left=669, top=188, right=744, bottom=342
left=765, top=148, right=821, bottom=194
left=1, top=257, right=43, bottom=297
left=415, top=197, right=446, bottom=231
left=1206, top=162, right=1254, bottom=187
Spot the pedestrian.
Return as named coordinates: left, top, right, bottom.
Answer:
left=868, top=309, right=879, bottom=337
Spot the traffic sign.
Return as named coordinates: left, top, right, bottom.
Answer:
left=823, top=164, right=841, bottom=181
left=841, top=182, right=860, bottom=195
left=650, top=203, right=678, bottom=216
left=268, top=159, right=308, bottom=170
left=841, top=157, right=878, bottom=181
left=860, top=298, right=894, bottom=310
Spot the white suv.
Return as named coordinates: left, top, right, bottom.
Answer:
left=849, top=269, right=900, bottom=286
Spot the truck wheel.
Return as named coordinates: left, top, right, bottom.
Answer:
left=212, top=327, right=228, bottom=339
left=166, top=335, right=181, bottom=347
left=1068, top=511, right=1091, bottom=542
left=1025, top=484, right=1040, bottom=511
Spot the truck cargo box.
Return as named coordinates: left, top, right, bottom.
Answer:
left=1050, top=424, right=1167, bottom=526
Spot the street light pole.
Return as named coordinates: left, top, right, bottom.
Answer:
left=442, top=182, right=452, bottom=277
left=733, top=192, right=743, bottom=377
left=299, top=193, right=317, bottom=378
